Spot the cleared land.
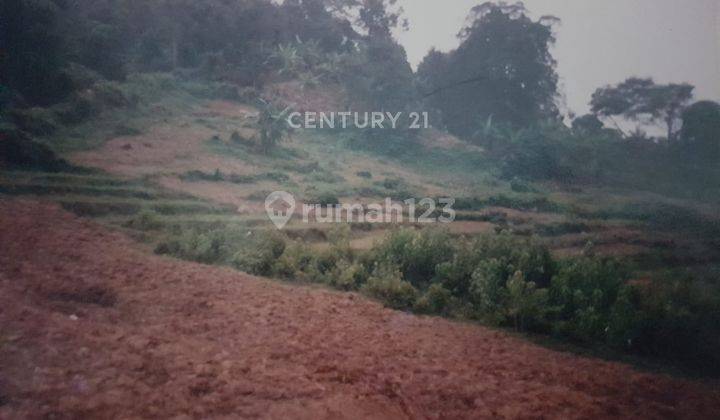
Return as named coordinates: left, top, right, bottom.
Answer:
left=1, top=199, right=719, bottom=419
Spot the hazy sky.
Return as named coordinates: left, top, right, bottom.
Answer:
left=396, top=0, right=720, bottom=115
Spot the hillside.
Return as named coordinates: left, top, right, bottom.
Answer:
left=2, top=1, right=720, bottom=417
left=1, top=199, right=719, bottom=418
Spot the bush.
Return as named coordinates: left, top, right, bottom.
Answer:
left=469, top=258, right=509, bottom=322
left=549, top=257, right=628, bottom=343
left=500, top=129, right=574, bottom=182
left=505, top=271, right=551, bottom=331
left=362, top=263, right=418, bottom=310
left=382, top=178, right=402, bottom=190
left=151, top=220, right=720, bottom=374
left=232, top=231, right=287, bottom=276
left=125, top=210, right=163, bottom=231
left=155, top=226, right=261, bottom=266
left=270, top=242, right=316, bottom=280
left=452, top=195, right=567, bottom=213
left=437, top=233, right=554, bottom=298
left=414, top=283, right=455, bottom=315
left=611, top=275, right=720, bottom=372
left=180, top=169, right=224, bottom=182
left=311, top=191, right=340, bottom=207
left=370, top=228, right=455, bottom=288
left=326, top=260, right=366, bottom=291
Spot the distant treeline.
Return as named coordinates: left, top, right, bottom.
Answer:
left=0, top=0, right=417, bottom=109
left=1, top=1, right=718, bottom=189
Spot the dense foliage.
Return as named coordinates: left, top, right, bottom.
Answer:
left=153, top=226, right=720, bottom=374
left=590, top=78, right=694, bottom=141
left=0, top=0, right=413, bottom=110
left=417, top=2, right=560, bottom=137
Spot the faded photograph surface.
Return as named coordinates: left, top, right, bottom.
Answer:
left=1, top=1, right=719, bottom=418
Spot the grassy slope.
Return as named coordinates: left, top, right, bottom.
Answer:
left=3, top=78, right=720, bottom=378
left=3, top=76, right=720, bottom=279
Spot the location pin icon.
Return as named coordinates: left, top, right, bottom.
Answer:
left=265, top=191, right=295, bottom=229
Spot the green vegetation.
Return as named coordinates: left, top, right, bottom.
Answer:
left=2, top=0, right=719, bottom=381
left=180, top=170, right=290, bottom=185
left=147, top=222, right=720, bottom=374
left=417, top=3, right=559, bottom=136
left=257, top=100, right=294, bottom=154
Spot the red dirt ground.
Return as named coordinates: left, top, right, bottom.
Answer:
left=1, top=198, right=718, bottom=419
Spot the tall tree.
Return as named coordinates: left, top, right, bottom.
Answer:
left=0, top=0, right=72, bottom=104
left=320, top=0, right=406, bottom=37
left=417, top=2, right=560, bottom=138
left=680, top=100, right=720, bottom=161
left=590, top=78, right=694, bottom=141
left=332, top=0, right=415, bottom=112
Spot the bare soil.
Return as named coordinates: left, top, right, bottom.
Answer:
left=1, top=198, right=718, bottom=419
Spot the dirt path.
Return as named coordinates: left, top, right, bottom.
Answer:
left=0, top=199, right=718, bottom=419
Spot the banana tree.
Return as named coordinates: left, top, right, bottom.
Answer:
left=256, top=99, right=294, bottom=154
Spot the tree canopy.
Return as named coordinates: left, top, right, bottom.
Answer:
left=417, top=2, right=560, bottom=138
left=590, top=78, right=694, bottom=141
left=680, top=100, right=720, bottom=161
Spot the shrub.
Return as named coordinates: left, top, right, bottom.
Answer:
left=154, top=226, right=257, bottom=266
left=469, top=258, right=508, bottom=322
left=382, top=178, right=402, bottom=190
left=125, top=210, right=163, bottom=231
left=500, top=132, right=574, bottom=182
left=311, top=191, right=340, bottom=207
left=362, top=263, right=418, bottom=310
left=161, top=230, right=223, bottom=264
left=312, top=244, right=350, bottom=279
left=271, top=242, right=316, bottom=280
left=437, top=233, right=554, bottom=298
left=505, top=271, right=551, bottom=331
left=180, top=170, right=223, bottom=182
left=232, top=231, right=287, bottom=276
left=124, top=73, right=180, bottom=101
left=549, top=257, right=627, bottom=343
left=370, top=228, right=455, bottom=288
left=613, top=274, right=720, bottom=371
left=414, top=283, right=455, bottom=315
left=326, top=260, right=366, bottom=291
left=356, top=171, right=372, bottom=179
left=262, top=172, right=291, bottom=183
left=453, top=195, right=566, bottom=213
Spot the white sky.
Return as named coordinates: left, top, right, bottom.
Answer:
left=395, top=0, right=720, bottom=116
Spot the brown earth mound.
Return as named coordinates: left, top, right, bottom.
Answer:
left=0, top=198, right=718, bottom=419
